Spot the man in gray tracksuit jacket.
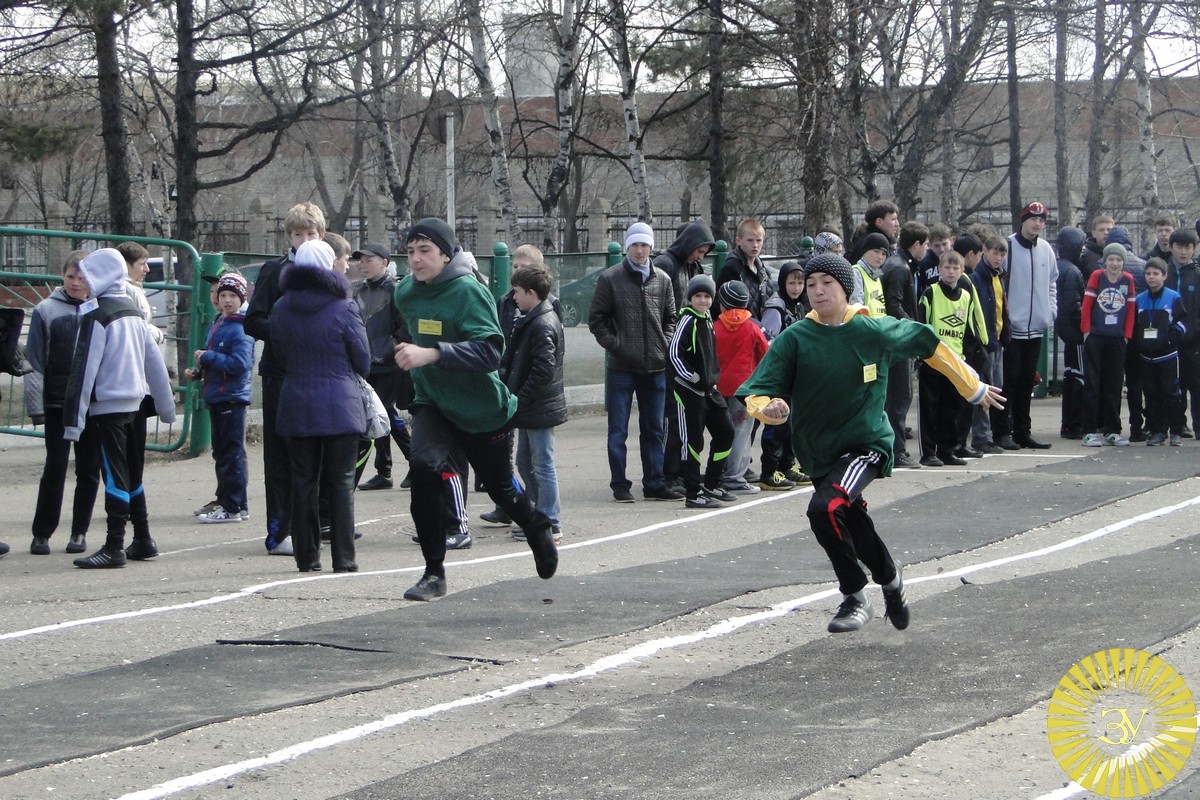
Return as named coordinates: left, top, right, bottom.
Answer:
left=996, top=202, right=1057, bottom=450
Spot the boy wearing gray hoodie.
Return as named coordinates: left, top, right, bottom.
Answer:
left=63, top=248, right=177, bottom=568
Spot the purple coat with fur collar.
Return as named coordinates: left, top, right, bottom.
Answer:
left=271, top=265, right=371, bottom=438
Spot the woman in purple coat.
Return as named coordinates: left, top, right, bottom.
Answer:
left=270, top=240, right=371, bottom=572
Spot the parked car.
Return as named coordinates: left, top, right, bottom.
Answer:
left=557, top=268, right=605, bottom=328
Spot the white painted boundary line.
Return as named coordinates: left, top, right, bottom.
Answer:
left=115, top=494, right=1200, bottom=800
left=0, top=488, right=810, bottom=643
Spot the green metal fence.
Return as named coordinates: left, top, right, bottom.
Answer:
left=0, top=228, right=209, bottom=455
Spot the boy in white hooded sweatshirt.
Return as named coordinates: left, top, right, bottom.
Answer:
left=63, top=248, right=177, bottom=568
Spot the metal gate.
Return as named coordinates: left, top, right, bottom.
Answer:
left=0, top=228, right=211, bottom=455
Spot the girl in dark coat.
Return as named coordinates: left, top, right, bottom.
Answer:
left=270, top=240, right=371, bottom=572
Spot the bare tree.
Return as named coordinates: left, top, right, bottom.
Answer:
left=459, top=0, right=519, bottom=244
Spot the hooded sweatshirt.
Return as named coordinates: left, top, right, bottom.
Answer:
left=761, top=261, right=807, bottom=339
left=1054, top=226, right=1087, bottom=345
left=714, top=308, right=768, bottom=397
left=393, top=249, right=517, bottom=433
left=653, top=220, right=716, bottom=312
left=62, top=249, right=176, bottom=441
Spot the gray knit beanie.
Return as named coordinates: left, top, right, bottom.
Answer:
left=686, top=274, right=716, bottom=300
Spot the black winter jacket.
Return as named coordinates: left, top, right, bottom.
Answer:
left=653, top=220, right=716, bottom=312
left=497, top=290, right=563, bottom=342
left=1167, top=259, right=1200, bottom=348
left=588, top=258, right=676, bottom=373
left=1055, top=227, right=1087, bottom=346
left=881, top=247, right=920, bottom=321
left=715, top=246, right=774, bottom=319
left=501, top=299, right=567, bottom=429
left=243, top=252, right=291, bottom=378
left=24, top=287, right=87, bottom=418
left=354, top=271, right=401, bottom=375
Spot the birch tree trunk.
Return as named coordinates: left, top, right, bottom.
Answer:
left=707, top=0, right=726, bottom=242
left=1083, top=0, right=1106, bottom=224
left=541, top=0, right=579, bottom=252
left=465, top=0, right=521, bottom=244
left=609, top=0, right=651, bottom=222
left=361, top=0, right=411, bottom=233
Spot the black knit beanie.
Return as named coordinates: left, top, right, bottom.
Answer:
left=406, top=218, right=456, bottom=258
left=803, top=253, right=856, bottom=300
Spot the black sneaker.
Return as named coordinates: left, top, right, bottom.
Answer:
left=994, top=435, right=1021, bottom=451
left=685, top=490, right=725, bottom=509
left=972, top=441, right=1004, bottom=455
left=403, top=574, right=447, bottom=601
left=882, top=568, right=911, bottom=631
left=785, top=466, right=813, bottom=485
left=1147, top=432, right=1167, bottom=446
left=938, top=450, right=968, bottom=466
left=74, top=548, right=127, bottom=569
left=480, top=508, right=513, bottom=525
left=953, top=445, right=983, bottom=459
left=919, top=454, right=944, bottom=467
left=30, top=536, right=50, bottom=556
left=644, top=485, right=684, bottom=501
left=613, top=487, right=635, bottom=503
left=827, top=595, right=874, bottom=633
left=705, top=485, right=738, bottom=502
left=125, top=538, right=159, bottom=561
left=445, top=532, right=472, bottom=550
left=1129, top=430, right=1147, bottom=443
left=893, top=452, right=921, bottom=469
left=358, top=474, right=393, bottom=491
left=525, top=526, right=558, bottom=579
left=399, top=473, right=413, bottom=489
left=66, top=534, right=87, bottom=554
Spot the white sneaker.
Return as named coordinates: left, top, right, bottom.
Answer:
left=721, top=477, right=762, bottom=495
left=1104, top=433, right=1130, bottom=447
left=193, top=499, right=221, bottom=516
left=1082, top=433, right=1104, bottom=447
left=239, top=508, right=250, bottom=520
left=268, top=536, right=294, bottom=556
left=199, top=508, right=242, bottom=524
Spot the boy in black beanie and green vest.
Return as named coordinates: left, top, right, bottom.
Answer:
left=736, top=254, right=1005, bottom=633
left=393, top=218, right=557, bottom=600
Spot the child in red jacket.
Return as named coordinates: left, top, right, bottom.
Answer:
left=714, top=280, right=769, bottom=493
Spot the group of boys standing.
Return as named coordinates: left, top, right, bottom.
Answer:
left=1056, top=212, right=1200, bottom=447
left=587, top=218, right=816, bottom=511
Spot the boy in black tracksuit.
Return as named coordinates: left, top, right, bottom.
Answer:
left=668, top=275, right=737, bottom=509
left=1136, top=259, right=1187, bottom=445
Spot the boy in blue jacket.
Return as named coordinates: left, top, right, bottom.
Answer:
left=188, top=273, right=254, bottom=522
left=1135, top=258, right=1187, bottom=446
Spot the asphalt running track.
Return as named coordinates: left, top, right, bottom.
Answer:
left=1, top=431, right=1199, bottom=800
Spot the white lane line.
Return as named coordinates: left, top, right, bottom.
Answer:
left=0, top=488, right=810, bottom=643
left=115, top=494, right=1200, bottom=800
